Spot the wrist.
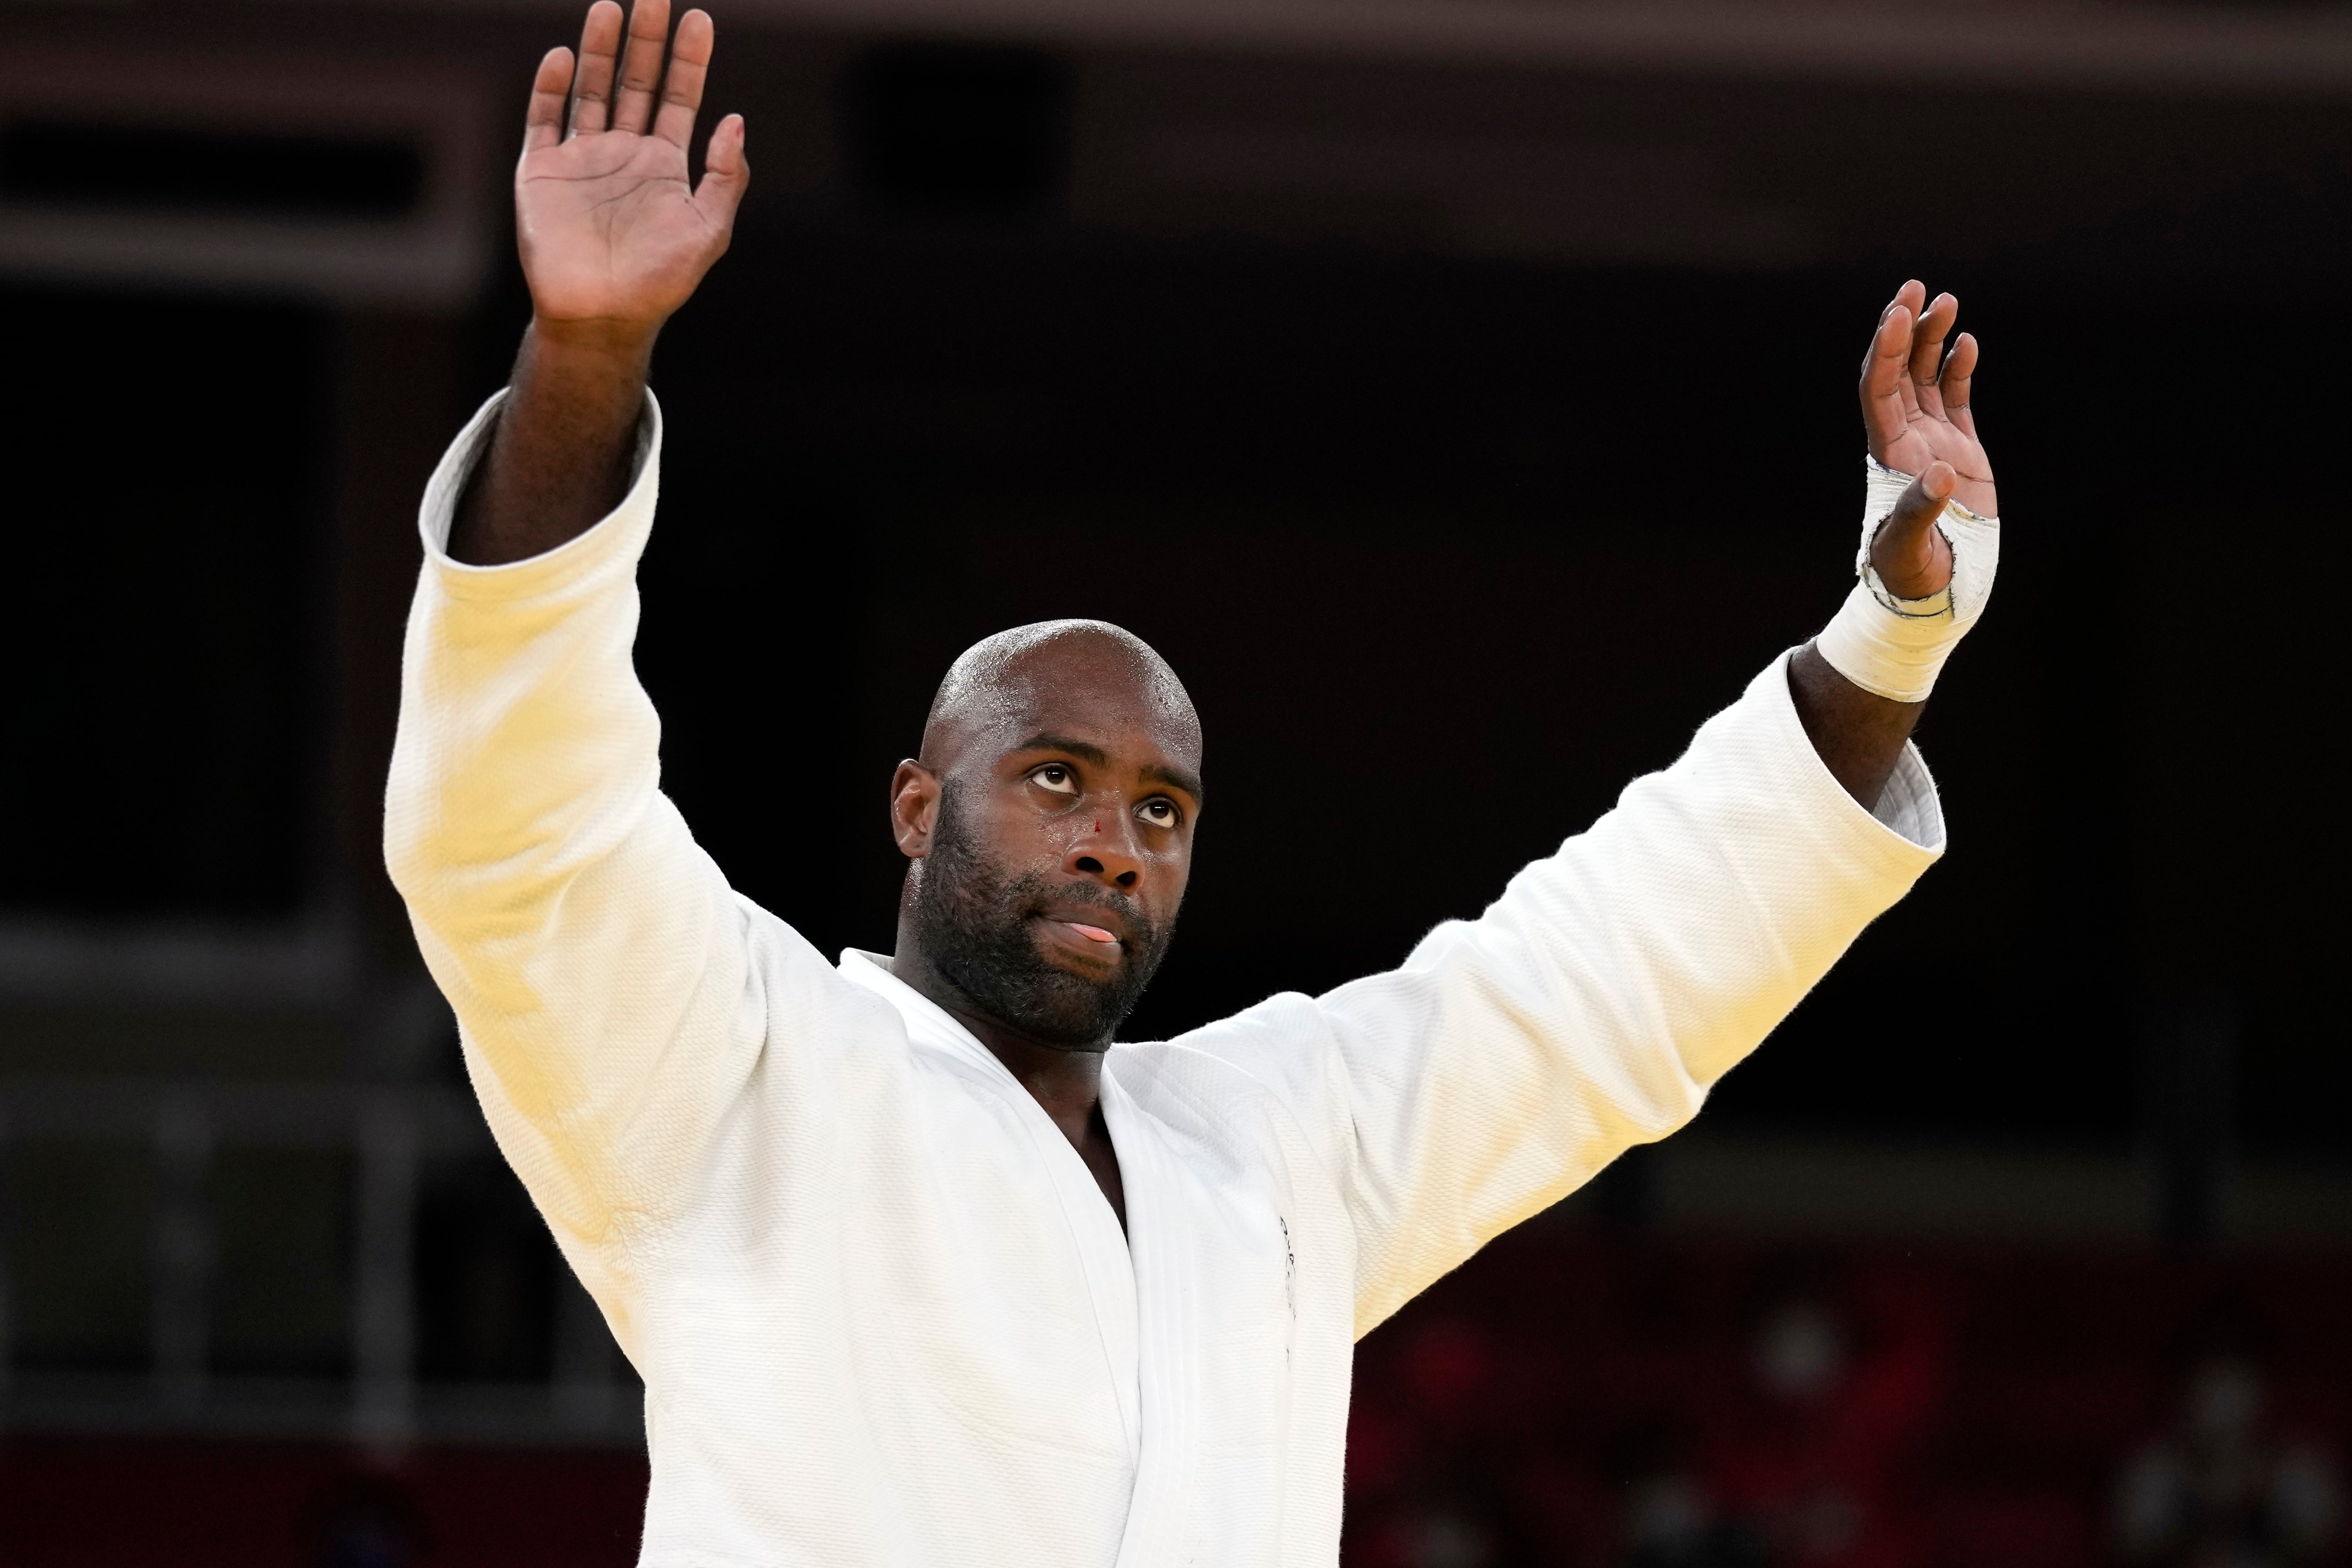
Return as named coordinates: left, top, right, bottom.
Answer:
left=450, top=322, right=657, bottom=566
left=504, top=318, right=659, bottom=443
left=1816, top=453, right=2002, bottom=703
left=524, top=314, right=662, bottom=376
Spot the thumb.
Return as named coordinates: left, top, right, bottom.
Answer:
left=1871, top=460, right=1956, bottom=600
left=694, top=113, right=749, bottom=229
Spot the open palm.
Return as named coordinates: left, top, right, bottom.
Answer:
left=1859, top=280, right=1997, bottom=521
left=517, top=0, right=745, bottom=334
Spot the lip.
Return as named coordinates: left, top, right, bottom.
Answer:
left=1033, top=907, right=1132, bottom=959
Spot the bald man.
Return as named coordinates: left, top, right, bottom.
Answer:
left=385, top=6, right=1999, bottom=1565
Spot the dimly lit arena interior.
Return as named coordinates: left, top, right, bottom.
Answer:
left=2, top=0, right=2350, bottom=1562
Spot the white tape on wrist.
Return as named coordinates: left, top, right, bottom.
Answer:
left=1813, top=454, right=2000, bottom=703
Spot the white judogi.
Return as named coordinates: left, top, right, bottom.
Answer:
left=385, top=392, right=1944, bottom=1568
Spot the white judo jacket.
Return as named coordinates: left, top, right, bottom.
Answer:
left=385, top=391, right=1946, bottom=1568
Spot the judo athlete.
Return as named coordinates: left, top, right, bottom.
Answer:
left=384, top=3, right=2002, bottom=1562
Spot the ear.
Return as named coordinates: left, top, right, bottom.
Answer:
left=890, top=759, right=942, bottom=859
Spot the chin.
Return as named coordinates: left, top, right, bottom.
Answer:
left=1034, top=942, right=1118, bottom=982
left=1004, top=971, right=1129, bottom=1051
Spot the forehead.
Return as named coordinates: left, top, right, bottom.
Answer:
left=986, top=659, right=1200, bottom=768
left=938, top=636, right=1202, bottom=773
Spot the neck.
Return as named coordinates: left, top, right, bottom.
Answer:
left=885, top=942, right=1107, bottom=1136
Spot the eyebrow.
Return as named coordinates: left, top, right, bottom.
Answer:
left=1011, top=732, right=1205, bottom=805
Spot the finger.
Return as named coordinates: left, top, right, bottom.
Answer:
left=1940, top=331, right=1980, bottom=439
left=693, top=111, right=750, bottom=229
left=568, top=1, right=624, bottom=136
left=1871, top=462, right=1958, bottom=599
left=524, top=47, right=574, bottom=153
left=1909, top=291, right=1958, bottom=415
left=1867, top=277, right=1926, bottom=366
left=612, top=0, right=675, bottom=136
left=1857, top=281, right=1923, bottom=370
left=1859, top=300, right=1915, bottom=456
left=1883, top=282, right=1926, bottom=419
left=652, top=8, right=713, bottom=149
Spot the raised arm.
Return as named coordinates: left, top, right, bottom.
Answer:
left=1178, top=285, right=1991, bottom=1335
left=450, top=0, right=746, bottom=565
left=385, top=3, right=763, bottom=1352
left=1297, top=645, right=1947, bottom=1335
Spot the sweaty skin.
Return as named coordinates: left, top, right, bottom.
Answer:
left=446, top=0, right=1993, bottom=1219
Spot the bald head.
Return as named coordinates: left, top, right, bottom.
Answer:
left=890, top=621, right=1203, bottom=1054
left=920, top=620, right=1201, bottom=779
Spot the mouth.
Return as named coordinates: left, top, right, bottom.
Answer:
left=1034, top=910, right=1129, bottom=962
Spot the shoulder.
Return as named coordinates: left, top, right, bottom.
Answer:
left=730, top=896, right=916, bottom=1059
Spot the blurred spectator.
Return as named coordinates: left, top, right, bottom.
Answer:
left=1621, top=1464, right=1766, bottom=1568
left=1350, top=1453, right=1513, bottom=1568
left=1371, top=1488, right=1503, bottom=1568
left=1350, top=1314, right=1618, bottom=1567
left=1349, top=1319, right=1515, bottom=1568
left=1690, top=1272, right=1949, bottom=1568
left=2115, top=1353, right=2343, bottom=1568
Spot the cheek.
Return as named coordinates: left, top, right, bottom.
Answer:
left=1149, top=850, right=1193, bottom=908
left=990, top=809, right=1078, bottom=872
left=949, top=795, right=1055, bottom=871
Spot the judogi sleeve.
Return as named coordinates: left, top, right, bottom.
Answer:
left=1188, top=655, right=1945, bottom=1339
left=383, top=390, right=775, bottom=1357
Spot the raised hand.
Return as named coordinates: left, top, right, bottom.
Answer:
left=448, top=0, right=746, bottom=566
left=518, top=0, right=746, bottom=342
left=1791, top=283, right=2003, bottom=805
left=1858, top=281, right=1997, bottom=600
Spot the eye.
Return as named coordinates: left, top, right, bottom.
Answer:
left=1136, top=798, right=1182, bottom=830
left=1029, top=764, right=1078, bottom=796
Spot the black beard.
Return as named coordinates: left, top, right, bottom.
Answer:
left=910, top=789, right=1174, bottom=1050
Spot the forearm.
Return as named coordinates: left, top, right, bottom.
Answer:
left=1788, top=641, right=1922, bottom=809
left=390, top=383, right=670, bottom=917
left=448, top=321, right=656, bottom=565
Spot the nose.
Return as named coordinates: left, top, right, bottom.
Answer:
left=1065, top=814, right=1143, bottom=892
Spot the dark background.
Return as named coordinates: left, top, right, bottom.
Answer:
left=0, top=4, right=2347, bottom=1563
